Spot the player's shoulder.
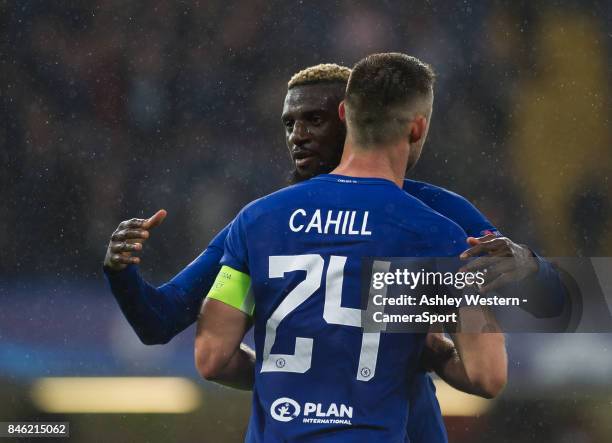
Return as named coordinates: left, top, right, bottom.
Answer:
left=395, top=180, right=455, bottom=215
left=393, top=195, right=467, bottom=256
left=393, top=184, right=467, bottom=237
left=403, top=178, right=498, bottom=237
left=403, top=178, right=471, bottom=204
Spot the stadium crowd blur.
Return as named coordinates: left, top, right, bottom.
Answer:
left=3, top=1, right=610, bottom=280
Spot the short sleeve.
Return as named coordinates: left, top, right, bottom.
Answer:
left=437, top=218, right=469, bottom=258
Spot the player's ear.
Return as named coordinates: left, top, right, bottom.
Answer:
left=338, top=100, right=346, bottom=122
left=408, top=116, right=428, bottom=144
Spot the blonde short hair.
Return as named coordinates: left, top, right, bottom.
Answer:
left=287, top=63, right=351, bottom=89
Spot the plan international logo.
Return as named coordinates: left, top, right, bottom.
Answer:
left=270, top=397, right=353, bottom=425
left=270, top=398, right=301, bottom=422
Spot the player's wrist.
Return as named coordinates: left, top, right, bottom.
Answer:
left=519, top=244, right=541, bottom=276
left=103, top=263, right=137, bottom=276
left=103, top=260, right=127, bottom=272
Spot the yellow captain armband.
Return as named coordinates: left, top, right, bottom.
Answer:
left=207, top=265, right=254, bottom=316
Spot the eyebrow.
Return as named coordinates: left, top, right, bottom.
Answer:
left=282, top=108, right=326, bottom=120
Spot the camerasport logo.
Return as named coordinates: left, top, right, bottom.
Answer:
left=270, top=397, right=353, bottom=425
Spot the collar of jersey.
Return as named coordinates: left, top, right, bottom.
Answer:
left=313, top=174, right=399, bottom=188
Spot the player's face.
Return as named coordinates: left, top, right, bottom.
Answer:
left=282, top=84, right=346, bottom=182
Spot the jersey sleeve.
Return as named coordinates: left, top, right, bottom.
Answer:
left=162, top=222, right=230, bottom=296
left=428, top=218, right=470, bottom=296
left=104, top=222, right=232, bottom=344
left=404, top=179, right=500, bottom=237
left=220, top=209, right=250, bottom=274
left=437, top=217, right=469, bottom=258
left=497, top=251, right=566, bottom=318
left=209, top=209, right=254, bottom=315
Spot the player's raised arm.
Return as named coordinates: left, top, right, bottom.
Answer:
left=194, top=266, right=254, bottom=391
left=103, top=211, right=231, bottom=345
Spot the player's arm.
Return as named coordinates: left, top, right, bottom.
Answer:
left=446, top=308, right=507, bottom=399
left=431, top=225, right=507, bottom=399
left=194, top=266, right=254, bottom=390
left=104, top=210, right=230, bottom=345
left=408, top=181, right=567, bottom=318
left=448, top=332, right=506, bottom=399
left=421, top=332, right=498, bottom=398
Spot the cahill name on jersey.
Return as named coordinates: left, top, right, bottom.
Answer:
left=220, top=174, right=467, bottom=443
left=289, top=209, right=372, bottom=236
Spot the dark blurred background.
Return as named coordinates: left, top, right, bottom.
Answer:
left=1, top=1, right=611, bottom=442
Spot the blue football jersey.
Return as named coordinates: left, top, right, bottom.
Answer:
left=403, top=179, right=499, bottom=238
left=220, top=174, right=468, bottom=443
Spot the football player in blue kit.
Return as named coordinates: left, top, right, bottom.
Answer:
left=104, top=63, right=565, bottom=442
left=194, top=53, right=507, bottom=442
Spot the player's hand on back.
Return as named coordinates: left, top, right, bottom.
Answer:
left=459, top=234, right=538, bottom=293
left=103, top=209, right=167, bottom=271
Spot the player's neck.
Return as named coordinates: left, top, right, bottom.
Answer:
left=331, top=136, right=408, bottom=187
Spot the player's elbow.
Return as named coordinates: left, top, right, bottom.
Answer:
left=195, top=359, right=222, bottom=381
left=471, top=368, right=507, bottom=398
left=465, top=336, right=507, bottom=398
left=138, top=333, right=170, bottom=346
left=194, top=338, right=229, bottom=381
left=134, top=327, right=172, bottom=346
left=467, top=361, right=507, bottom=398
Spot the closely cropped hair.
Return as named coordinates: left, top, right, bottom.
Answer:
left=288, top=63, right=351, bottom=89
left=345, top=53, right=435, bottom=146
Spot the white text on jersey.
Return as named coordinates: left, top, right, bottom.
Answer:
left=289, top=209, right=372, bottom=236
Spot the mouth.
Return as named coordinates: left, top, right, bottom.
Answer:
left=292, top=149, right=318, bottom=169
